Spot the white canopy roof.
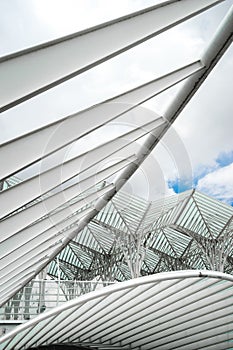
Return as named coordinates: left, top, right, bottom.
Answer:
left=0, top=0, right=223, bottom=112
left=0, top=270, right=232, bottom=349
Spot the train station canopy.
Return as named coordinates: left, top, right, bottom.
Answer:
left=0, top=1, right=233, bottom=348
left=48, top=189, right=233, bottom=282
left=0, top=0, right=232, bottom=307
left=0, top=270, right=233, bottom=349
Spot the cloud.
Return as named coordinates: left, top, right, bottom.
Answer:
left=122, top=150, right=176, bottom=201
left=197, top=163, right=233, bottom=205
left=173, top=44, right=233, bottom=171
left=216, top=150, right=233, bottom=168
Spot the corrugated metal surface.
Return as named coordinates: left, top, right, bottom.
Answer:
left=0, top=271, right=232, bottom=349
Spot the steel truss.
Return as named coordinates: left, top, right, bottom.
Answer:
left=49, top=189, right=233, bottom=281
left=0, top=0, right=232, bottom=310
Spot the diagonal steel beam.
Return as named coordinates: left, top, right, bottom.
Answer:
left=0, top=0, right=223, bottom=112
left=0, top=60, right=202, bottom=181
left=1, top=3, right=232, bottom=308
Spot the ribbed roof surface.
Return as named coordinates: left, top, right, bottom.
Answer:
left=0, top=270, right=233, bottom=349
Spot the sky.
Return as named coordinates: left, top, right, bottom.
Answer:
left=0, top=0, right=233, bottom=205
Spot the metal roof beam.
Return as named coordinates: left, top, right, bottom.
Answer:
left=0, top=0, right=221, bottom=112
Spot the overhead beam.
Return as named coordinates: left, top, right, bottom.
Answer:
left=0, top=116, right=162, bottom=219
left=0, top=156, right=136, bottom=241
left=0, top=0, right=223, bottom=112
left=0, top=60, right=202, bottom=181
left=0, top=2, right=231, bottom=308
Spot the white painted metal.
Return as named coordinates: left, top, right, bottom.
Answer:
left=0, top=271, right=232, bottom=349
left=0, top=61, right=202, bottom=181
left=164, top=4, right=233, bottom=124
left=0, top=185, right=115, bottom=277
left=54, top=2, right=233, bottom=284
left=0, top=0, right=231, bottom=321
left=0, top=0, right=221, bottom=111
left=97, top=284, right=233, bottom=345
left=0, top=117, right=164, bottom=219
left=0, top=156, right=136, bottom=242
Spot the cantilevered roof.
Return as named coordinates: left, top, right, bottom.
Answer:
left=0, top=0, right=232, bottom=308
left=0, top=0, right=224, bottom=112
left=0, top=270, right=233, bottom=349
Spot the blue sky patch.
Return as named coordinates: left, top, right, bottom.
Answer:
left=168, top=178, right=193, bottom=194
left=216, top=150, right=233, bottom=167
left=168, top=150, right=233, bottom=203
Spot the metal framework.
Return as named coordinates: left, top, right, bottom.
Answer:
left=0, top=279, right=115, bottom=321
left=0, top=0, right=233, bottom=348
left=48, top=189, right=233, bottom=282
left=0, top=0, right=224, bottom=112
left=0, top=0, right=232, bottom=308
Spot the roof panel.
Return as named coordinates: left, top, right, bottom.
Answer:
left=0, top=271, right=232, bottom=350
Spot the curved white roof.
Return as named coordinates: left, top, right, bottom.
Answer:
left=0, top=270, right=233, bottom=349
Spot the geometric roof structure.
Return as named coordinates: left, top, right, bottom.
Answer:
left=0, top=270, right=233, bottom=349
left=1, top=1, right=233, bottom=349
left=1, top=0, right=232, bottom=309
left=0, top=0, right=226, bottom=113
left=48, top=189, right=233, bottom=282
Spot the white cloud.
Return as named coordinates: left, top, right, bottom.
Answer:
left=122, top=151, right=176, bottom=201
left=197, top=163, right=233, bottom=204
left=174, top=45, right=233, bottom=172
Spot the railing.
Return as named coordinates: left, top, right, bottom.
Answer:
left=0, top=280, right=115, bottom=321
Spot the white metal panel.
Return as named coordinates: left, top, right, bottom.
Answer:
left=0, top=0, right=231, bottom=320
left=0, top=60, right=202, bottom=181
left=164, top=4, right=233, bottom=124
left=0, top=186, right=113, bottom=265
left=103, top=287, right=233, bottom=346
left=0, top=207, right=90, bottom=266
left=110, top=282, right=233, bottom=346
left=1, top=232, right=66, bottom=279
left=81, top=278, right=218, bottom=342
left=0, top=157, right=135, bottom=242
left=0, top=117, right=163, bottom=219
left=0, top=240, right=62, bottom=286
left=0, top=271, right=232, bottom=350
left=25, top=288, right=137, bottom=347
left=0, top=0, right=219, bottom=111
left=0, top=258, right=52, bottom=302
left=142, top=317, right=233, bottom=349
left=0, top=186, right=117, bottom=305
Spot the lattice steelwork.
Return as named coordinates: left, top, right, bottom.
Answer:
left=48, top=189, right=233, bottom=282
left=0, top=0, right=233, bottom=348
left=1, top=0, right=231, bottom=307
